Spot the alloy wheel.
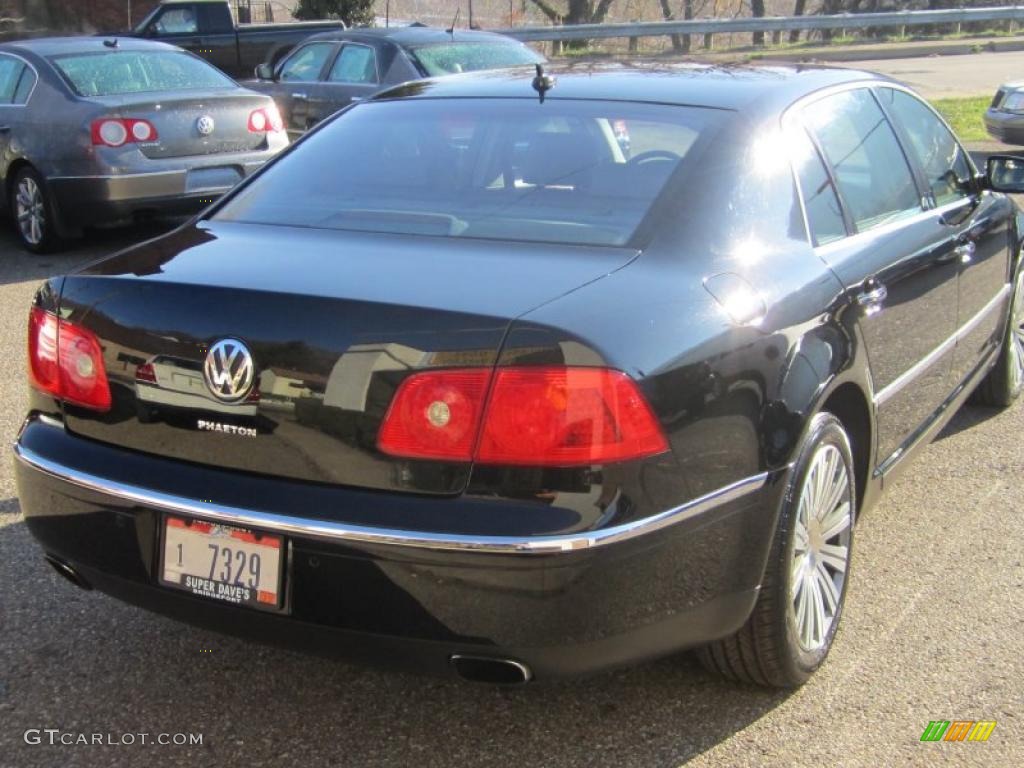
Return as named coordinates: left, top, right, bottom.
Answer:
left=790, top=443, right=852, bottom=652
left=1009, top=271, right=1024, bottom=394
left=16, top=176, right=45, bottom=246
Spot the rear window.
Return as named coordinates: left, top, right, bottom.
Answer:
left=51, top=51, right=234, bottom=97
left=411, top=42, right=544, bottom=76
left=215, top=99, right=724, bottom=247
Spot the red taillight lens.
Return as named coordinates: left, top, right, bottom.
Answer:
left=91, top=118, right=158, bottom=147
left=377, top=369, right=490, bottom=461
left=28, top=307, right=112, bottom=411
left=248, top=106, right=283, bottom=134
left=476, top=368, right=667, bottom=466
left=377, top=366, right=667, bottom=467
left=135, top=362, right=156, bottom=384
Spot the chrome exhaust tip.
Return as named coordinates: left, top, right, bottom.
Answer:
left=450, top=654, right=532, bottom=685
left=43, top=554, right=92, bottom=591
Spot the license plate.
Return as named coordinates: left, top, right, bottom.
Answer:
left=160, top=516, right=284, bottom=612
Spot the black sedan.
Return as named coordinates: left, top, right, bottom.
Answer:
left=247, top=26, right=544, bottom=137
left=15, top=63, right=1024, bottom=687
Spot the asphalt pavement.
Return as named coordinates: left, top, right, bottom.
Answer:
left=0, top=217, right=1021, bottom=768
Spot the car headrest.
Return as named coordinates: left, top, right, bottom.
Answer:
left=520, top=132, right=599, bottom=189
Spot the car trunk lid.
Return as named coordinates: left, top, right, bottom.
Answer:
left=56, top=222, right=638, bottom=495
left=91, top=89, right=272, bottom=159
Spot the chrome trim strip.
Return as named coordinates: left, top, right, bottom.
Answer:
left=12, top=440, right=770, bottom=555
left=874, top=283, right=1011, bottom=407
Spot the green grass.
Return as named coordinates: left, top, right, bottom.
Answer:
left=931, top=96, right=991, bottom=143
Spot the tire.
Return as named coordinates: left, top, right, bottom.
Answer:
left=972, top=266, right=1024, bottom=408
left=9, top=166, right=63, bottom=254
left=697, top=412, right=856, bottom=688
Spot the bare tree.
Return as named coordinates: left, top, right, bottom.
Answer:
left=525, top=0, right=620, bottom=48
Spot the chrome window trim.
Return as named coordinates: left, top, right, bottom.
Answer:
left=874, top=282, right=1011, bottom=407
left=0, top=51, right=39, bottom=107
left=12, top=439, right=771, bottom=555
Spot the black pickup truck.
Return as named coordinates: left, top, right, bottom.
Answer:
left=126, top=1, right=345, bottom=79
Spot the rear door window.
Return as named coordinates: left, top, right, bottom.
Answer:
left=328, top=45, right=378, bottom=84
left=790, top=127, right=847, bottom=246
left=13, top=65, right=36, bottom=104
left=0, top=55, right=24, bottom=103
left=803, top=88, right=922, bottom=233
left=876, top=87, right=973, bottom=208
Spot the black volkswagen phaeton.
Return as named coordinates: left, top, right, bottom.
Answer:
left=15, top=63, right=1024, bottom=687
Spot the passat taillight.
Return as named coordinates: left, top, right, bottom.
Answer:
left=28, top=307, right=112, bottom=412
left=248, top=105, right=284, bottom=134
left=91, top=118, right=158, bottom=147
left=377, top=367, right=667, bottom=467
left=135, top=362, right=157, bottom=384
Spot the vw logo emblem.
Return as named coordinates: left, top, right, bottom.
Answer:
left=196, top=115, right=216, bottom=136
left=203, top=339, right=255, bottom=403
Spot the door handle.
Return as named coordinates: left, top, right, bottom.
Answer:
left=291, top=92, right=308, bottom=99
left=856, top=281, right=888, bottom=313
left=955, top=240, right=976, bottom=263
left=0, top=125, right=10, bottom=133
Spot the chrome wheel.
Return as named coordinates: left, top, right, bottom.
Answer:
left=15, top=175, right=45, bottom=246
left=1009, top=270, right=1024, bottom=394
left=790, top=443, right=852, bottom=652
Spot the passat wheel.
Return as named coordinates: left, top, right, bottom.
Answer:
left=10, top=167, right=62, bottom=254
left=698, top=412, right=855, bottom=688
left=973, top=265, right=1024, bottom=407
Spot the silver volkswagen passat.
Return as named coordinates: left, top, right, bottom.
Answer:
left=0, top=36, right=289, bottom=252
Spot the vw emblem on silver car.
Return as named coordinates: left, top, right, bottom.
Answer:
left=204, top=339, right=255, bottom=402
left=196, top=115, right=216, bottom=136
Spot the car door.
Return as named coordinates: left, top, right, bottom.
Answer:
left=313, top=42, right=382, bottom=127
left=273, top=41, right=338, bottom=138
left=799, top=86, right=961, bottom=468
left=0, top=54, right=31, bottom=191
left=194, top=2, right=239, bottom=75
left=876, top=87, right=1015, bottom=388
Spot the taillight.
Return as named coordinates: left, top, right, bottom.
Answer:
left=28, top=307, right=112, bottom=411
left=377, top=366, right=667, bottom=467
left=377, top=370, right=489, bottom=461
left=248, top=105, right=283, bottom=134
left=91, top=118, right=158, bottom=147
left=135, top=362, right=157, bottom=384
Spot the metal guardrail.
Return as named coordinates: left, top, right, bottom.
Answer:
left=495, top=6, right=1024, bottom=44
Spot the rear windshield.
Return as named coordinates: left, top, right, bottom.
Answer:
left=411, top=42, right=544, bottom=76
left=215, top=99, right=724, bottom=247
left=51, top=51, right=234, bottom=97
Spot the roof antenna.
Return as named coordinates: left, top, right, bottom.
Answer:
left=447, top=7, right=460, bottom=35
left=103, top=38, right=119, bottom=48
left=532, top=63, right=555, bottom=103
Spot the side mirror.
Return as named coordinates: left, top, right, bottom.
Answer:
left=986, top=154, right=1024, bottom=193
left=255, top=62, right=275, bottom=81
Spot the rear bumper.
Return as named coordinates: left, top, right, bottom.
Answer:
left=48, top=160, right=267, bottom=228
left=14, top=417, right=785, bottom=679
left=983, top=109, right=1024, bottom=145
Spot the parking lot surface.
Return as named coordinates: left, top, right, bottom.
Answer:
left=0, top=220, right=1021, bottom=768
